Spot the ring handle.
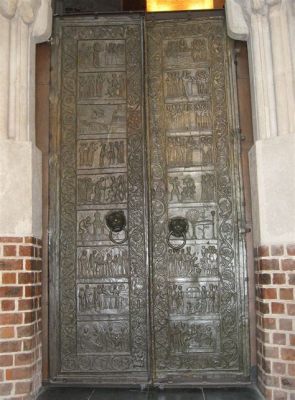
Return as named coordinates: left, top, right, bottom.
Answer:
left=109, top=227, right=128, bottom=244
left=167, top=231, right=186, bottom=250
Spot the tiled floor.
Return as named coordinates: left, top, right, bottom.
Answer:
left=37, top=386, right=264, bottom=400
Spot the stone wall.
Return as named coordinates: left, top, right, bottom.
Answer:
left=0, top=237, right=42, bottom=400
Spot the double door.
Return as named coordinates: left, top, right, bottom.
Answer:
left=49, top=12, right=250, bottom=386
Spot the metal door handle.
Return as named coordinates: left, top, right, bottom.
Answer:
left=167, top=217, right=188, bottom=251
left=105, top=210, right=128, bottom=244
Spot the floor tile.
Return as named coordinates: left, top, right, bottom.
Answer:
left=37, top=387, right=93, bottom=400
left=204, top=387, right=264, bottom=400
left=149, top=389, right=204, bottom=400
left=90, top=389, right=149, bottom=400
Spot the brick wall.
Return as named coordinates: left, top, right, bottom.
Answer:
left=255, top=243, right=295, bottom=400
left=0, top=237, right=42, bottom=400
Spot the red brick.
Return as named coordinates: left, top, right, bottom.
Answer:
left=17, top=324, right=34, bottom=338
left=263, top=345, right=279, bottom=358
left=0, top=382, right=13, bottom=395
left=0, top=326, right=15, bottom=339
left=3, top=245, right=17, bottom=257
left=273, top=390, right=288, bottom=400
left=259, top=273, right=271, bottom=285
left=273, top=361, right=286, bottom=374
left=24, top=311, right=36, bottom=324
left=0, top=313, right=22, bottom=325
left=258, top=245, right=269, bottom=257
left=25, top=259, right=42, bottom=271
left=289, top=364, right=295, bottom=376
left=281, top=348, right=295, bottom=361
left=261, top=358, right=271, bottom=373
left=18, top=299, right=34, bottom=311
left=6, top=366, right=32, bottom=381
left=0, top=259, right=23, bottom=271
left=15, top=353, right=34, bottom=366
left=289, top=274, right=295, bottom=285
left=281, top=377, right=295, bottom=389
left=18, top=272, right=35, bottom=284
left=15, top=381, right=33, bottom=395
left=263, top=317, right=277, bottom=329
left=279, top=319, right=292, bottom=331
left=2, top=299, right=15, bottom=311
left=287, top=244, right=295, bottom=256
left=0, top=286, right=22, bottom=297
left=260, top=258, right=279, bottom=270
left=24, top=237, right=36, bottom=244
left=19, top=246, right=34, bottom=257
left=23, top=337, right=36, bottom=351
left=282, top=259, right=295, bottom=271
left=25, top=285, right=41, bottom=297
left=271, top=245, right=284, bottom=256
left=0, top=354, right=13, bottom=366
left=2, top=272, right=17, bottom=284
left=287, top=304, right=295, bottom=315
left=273, top=333, right=286, bottom=345
left=280, top=288, right=293, bottom=300
left=272, top=302, right=285, bottom=314
left=261, top=288, right=277, bottom=299
left=273, top=273, right=286, bottom=285
left=290, top=335, right=295, bottom=346
left=258, top=302, right=270, bottom=314
left=0, top=341, right=21, bottom=353
left=0, top=237, right=23, bottom=243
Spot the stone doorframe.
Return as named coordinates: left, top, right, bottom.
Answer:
left=0, top=1, right=294, bottom=399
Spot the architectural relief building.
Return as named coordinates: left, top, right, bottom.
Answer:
left=0, top=1, right=294, bottom=399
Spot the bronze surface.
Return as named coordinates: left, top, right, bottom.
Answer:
left=49, top=13, right=250, bottom=386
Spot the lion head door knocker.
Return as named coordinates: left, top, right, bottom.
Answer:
left=167, top=216, right=189, bottom=251
left=105, top=210, right=128, bottom=245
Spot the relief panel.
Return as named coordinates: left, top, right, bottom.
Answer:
left=164, top=37, right=209, bottom=67
left=164, top=68, right=210, bottom=100
left=168, top=206, right=216, bottom=241
left=169, top=282, right=220, bottom=316
left=167, top=135, right=213, bottom=167
left=78, top=40, right=126, bottom=70
left=77, top=209, right=128, bottom=243
left=168, top=172, right=215, bottom=204
left=169, top=320, right=219, bottom=354
left=77, top=247, right=129, bottom=278
left=77, top=320, right=130, bottom=354
left=77, top=174, right=127, bottom=205
left=78, top=139, right=126, bottom=169
left=165, top=101, right=211, bottom=132
left=78, top=72, right=126, bottom=100
left=77, top=283, right=129, bottom=315
left=166, top=244, right=218, bottom=278
left=77, top=105, right=126, bottom=136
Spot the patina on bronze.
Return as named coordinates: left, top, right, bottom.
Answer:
left=49, top=12, right=250, bottom=386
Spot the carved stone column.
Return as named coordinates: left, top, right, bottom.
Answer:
left=0, top=0, right=52, bottom=236
left=226, top=2, right=295, bottom=399
left=0, top=1, right=52, bottom=399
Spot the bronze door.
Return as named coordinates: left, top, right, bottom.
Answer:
left=49, top=13, right=249, bottom=386
left=147, top=15, right=249, bottom=384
